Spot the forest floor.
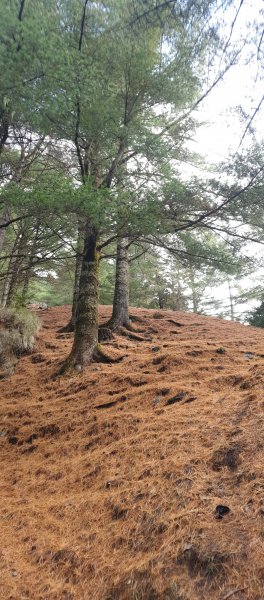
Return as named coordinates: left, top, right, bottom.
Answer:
left=1, top=305, right=264, bottom=600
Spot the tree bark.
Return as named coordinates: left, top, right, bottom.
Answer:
left=228, top=278, right=235, bottom=321
left=59, top=222, right=85, bottom=332
left=20, top=222, right=40, bottom=305
left=6, top=229, right=28, bottom=306
left=1, top=229, right=22, bottom=306
left=189, top=268, right=199, bottom=313
left=108, top=237, right=130, bottom=330
left=158, top=290, right=165, bottom=309
left=0, top=206, right=11, bottom=252
left=63, top=223, right=100, bottom=370
left=71, top=249, right=83, bottom=325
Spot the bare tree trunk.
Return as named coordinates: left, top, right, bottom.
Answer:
left=6, top=229, right=28, bottom=306
left=62, top=223, right=100, bottom=370
left=59, top=222, right=84, bottom=332
left=21, top=270, right=30, bottom=305
left=108, top=237, right=130, bottom=330
left=1, top=229, right=21, bottom=306
left=0, top=206, right=11, bottom=252
left=2, top=271, right=12, bottom=307
left=158, top=290, right=165, bottom=309
left=189, top=268, right=199, bottom=313
left=228, top=278, right=235, bottom=321
left=20, top=222, right=40, bottom=305
left=192, top=290, right=198, bottom=313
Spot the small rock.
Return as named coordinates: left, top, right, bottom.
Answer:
left=216, top=347, right=226, bottom=354
left=215, top=505, right=230, bottom=519
left=11, top=570, right=18, bottom=577
left=105, top=480, right=114, bottom=488
left=244, top=352, right=254, bottom=360
left=0, top=431, right=6, bottom=437
left=183, top=543, right=193, bottom=552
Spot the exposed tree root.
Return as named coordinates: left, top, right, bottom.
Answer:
left=57, top=321, right=74, bottom=334
left=56, top=359, right=75, bottom=376
left=126, top=322, right=145, bottom=333
left=98, top=326, right=114, bottom=342
left=104, top=319, right=145, bottom=335
left=93, top=344, right=124, bottom=363
left=57, top=335, right=124, bottom=375
left=129, top=314, right=145, bottom=324
left=167, top=319, right=184, bottom=327
left=103, top=319, right=129, bottom=333
left=119, top=327, right=146, bottom=341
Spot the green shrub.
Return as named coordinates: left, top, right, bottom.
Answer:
left=0, top=308, right=40, bottom=375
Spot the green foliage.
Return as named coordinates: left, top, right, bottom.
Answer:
left=0, top=0, right=255, bottom=328
left=248, top=300, right=264, bottom=328
left=28, top=276, right=74, bottom=307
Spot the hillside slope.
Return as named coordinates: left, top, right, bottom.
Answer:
left=0, top=306, right=264, bottom=600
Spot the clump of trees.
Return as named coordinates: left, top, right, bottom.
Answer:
left=0, top=0, right=264, bottom=370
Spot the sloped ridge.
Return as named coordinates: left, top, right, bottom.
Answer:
left=0, top=305, right=264, bottom=600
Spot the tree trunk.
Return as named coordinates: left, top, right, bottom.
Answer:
left=1, top=229, right=21, bottom=306
left=71, top=250, right=83, bottom=326
left=228, top=278, right=235, bottom=321
left=20, top=222, right=40, bottom=305
left=59, top=222, right=84, bottom=332
left=189, top=267, right=199, bottom=313
left=6, top=229, right=28, bottom=306
left=158, top=291, right=165, bottom=309
left=108, top=237, right=130, bottom=330
left=63, top=223, right=100, bottom=370
left=191, top=284, right=198, bottom=313
left=0, top=206, right=11, bottom=252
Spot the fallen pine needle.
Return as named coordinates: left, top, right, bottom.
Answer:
left=222, top=588, right=246, bottom=600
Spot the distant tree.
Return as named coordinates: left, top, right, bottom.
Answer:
left=248, top=300, right=264, bottom=328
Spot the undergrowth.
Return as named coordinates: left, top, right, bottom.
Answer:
left=0, top=307, right=40, bottom=375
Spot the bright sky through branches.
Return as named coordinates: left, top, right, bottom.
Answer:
left=192, top=0, right=264, bottom=163
left=182, top=0, right=264, bottom=320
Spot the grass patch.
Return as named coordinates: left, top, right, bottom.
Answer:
left=0, top=307, right=40, bottom=375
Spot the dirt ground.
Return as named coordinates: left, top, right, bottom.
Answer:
left=1, top=305, right=264, bottom=600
